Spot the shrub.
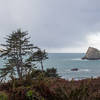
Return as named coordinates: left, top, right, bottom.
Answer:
left=30, top=68, right=59, bottom=79
left=45, top=68, right=59, bottom=78
left=0, top=92, right=8, bottom=100
left=26, top=90, right=45, bottom=100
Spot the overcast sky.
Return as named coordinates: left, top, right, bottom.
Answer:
left=0, top=0, right=100, bottom=53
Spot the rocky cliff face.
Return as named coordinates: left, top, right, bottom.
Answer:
left=82, top=47, right=100, bottom=60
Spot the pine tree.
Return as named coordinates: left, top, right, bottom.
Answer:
left=0, top=29, right=37, bottom=80
left=28, top=48, right=48, bottom=71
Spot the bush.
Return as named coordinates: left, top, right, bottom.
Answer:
left=30, top=68, right=59, bottom=79
left=45, top=68, right=59, bottom=78
left=26, top=90, right=45, bottom=100
left=0, top=92, right=8, bottom=100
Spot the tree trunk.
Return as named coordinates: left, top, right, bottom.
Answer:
left=40, top=61, right=44, bottom=72
left=16, top=66, right=22, bottom=79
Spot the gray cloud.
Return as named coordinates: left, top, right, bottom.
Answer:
left=0, top=0, right=100, bottom=52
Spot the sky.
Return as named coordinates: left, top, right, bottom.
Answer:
left=0, top=0, right=100, bottom=53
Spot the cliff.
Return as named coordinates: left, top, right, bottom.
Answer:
left=82, top=47, right=100, bottom=60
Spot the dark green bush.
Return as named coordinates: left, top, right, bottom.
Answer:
left=45, top=68, right=59, bottom=78
left=30, top=68, right=59, bottom=79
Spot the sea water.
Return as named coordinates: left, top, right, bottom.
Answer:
left=0, top=53, right=100, bottom=80
left=43, top=53, right=100, bottom=80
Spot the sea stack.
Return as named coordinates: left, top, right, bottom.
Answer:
left=82, top=47, right=100, bottom=60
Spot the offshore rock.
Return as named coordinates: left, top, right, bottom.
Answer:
left=82, top=47, right=100, bottom=60
left=71, top=68, right=78, bottom=71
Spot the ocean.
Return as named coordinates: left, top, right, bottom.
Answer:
left=43, top=53, right=100, bottom=80
left=1, top=53, right=100, bottom=80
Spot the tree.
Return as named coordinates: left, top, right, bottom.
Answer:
left=0, top=29, right=38, bottom=80
left=28, top=48, right=48, bottom=71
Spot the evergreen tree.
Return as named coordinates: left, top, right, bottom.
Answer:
left=28, top=48, right=48, bottom=71
left=0, top=29, right=38, bottom=80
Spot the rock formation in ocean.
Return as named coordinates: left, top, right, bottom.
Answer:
left=82, top=47, right=100, bottom=60
left=71, top=68, right=78, bottom=71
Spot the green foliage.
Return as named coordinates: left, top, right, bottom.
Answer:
left=26, top=90, right=45, bottom=100
left=0, top=92, right=8, bottom=100
left=31, top=49, right=48, bottom=61
left=30, top=68, right=59, bottom=80
left=28, top=49, right=48, bottom=71
left=0, top=29, right=48, bottom=81
left=30, top=69, right=43, bottom=79
left=0, top=29, right=35, bottom=80
left=27, top=90, right=33, bottom=100
left=45, top=68, right=59, bottom=78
